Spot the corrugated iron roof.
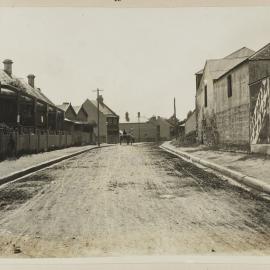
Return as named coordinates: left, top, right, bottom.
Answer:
left=0, top=69, right=55, bottom=107
left=224, top=47, right=255, bottom=59
left=196, top=47, right=255, bottom=81
left=249, top=43, right=270, bottom=60
left=73, top=105, right=82, bottom=114
left=195, top=69, right=204, bottom=75
left=207, top=57, right=248, bottom=80
left=91, top=100, right=118, bottom=117
left=57, top=103, right=71, bottom=112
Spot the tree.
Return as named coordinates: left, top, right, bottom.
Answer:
left=125, top=112, right=130, bottom=122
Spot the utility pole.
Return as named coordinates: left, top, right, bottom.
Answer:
left=174, top=97, right=178, bottom=139
left=138, top=112, right=141, bottom=142
left=92, top=88, right=103, bottom=147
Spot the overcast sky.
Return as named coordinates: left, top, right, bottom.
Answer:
left=0, top=7, right=269, bottom=122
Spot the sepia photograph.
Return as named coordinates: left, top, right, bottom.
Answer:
left=0, top=0, right=270, bottom=269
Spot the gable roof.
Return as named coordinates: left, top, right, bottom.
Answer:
left=197, top=47, right=255, bottom=82
left=195, top=68, right=204, bottom=75
left=224, top=47, right=255, bottom=59
left=89, top=99, right=118, bottom=117
left=73, top=105, right=82, bottom=114
left=0, top=69, right=55, bottom=107
left=57, top=103, right=71, bottom=112
left=249, top=43, right=270, bottom=60
left=56, top=102, right=77, bottom=118
left=207, top=57, right=249, bottom=80
left=73, top=105, right=88, bottom=116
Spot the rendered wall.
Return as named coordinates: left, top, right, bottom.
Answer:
left=185, top=111, right=196, bottom=135
left=214, top=63, right=250, bottom=146
left=196, top=64, right=216, bottom=144
left=119, top=122, right=158, bottom=142
left=82, top=100, right=107, bottom=140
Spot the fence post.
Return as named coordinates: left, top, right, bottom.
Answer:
left=46, top=130, right=49, bottom=151
left=29, top=132, right=31, bottom=154
left=37, top=130, right=40, bottom=153
left=15, top=130, right=18, bottom=157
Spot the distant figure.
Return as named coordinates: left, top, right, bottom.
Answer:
left=126, top=134, right=130, bottom=145
left=120, top=133, right=123, bottom=145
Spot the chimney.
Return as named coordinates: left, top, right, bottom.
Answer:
left=27, top=74, right=35, bottom=88
left=98, top=95, right=104, bottom=104
left=3, top=59, right=13, bottom=76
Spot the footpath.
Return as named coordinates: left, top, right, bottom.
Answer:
left=0, top=144, right=110, bottom=185
left=161, top=141, right=270, bottom=195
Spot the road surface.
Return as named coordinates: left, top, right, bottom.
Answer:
left=0, top=143, right=269, bottom=257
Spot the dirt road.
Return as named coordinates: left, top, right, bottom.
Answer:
left=0, top=143, right=269, bottom=257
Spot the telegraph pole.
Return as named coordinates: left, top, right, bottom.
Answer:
left=174, top=97, right=178, bottom=139
left=92, top=88, right=103, bottom=147
left=138, top=112, right=141, bottom=142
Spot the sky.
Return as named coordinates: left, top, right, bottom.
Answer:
left=0, top=7, right=270, bottom=122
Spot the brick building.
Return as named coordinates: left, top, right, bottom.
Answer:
left=195, top=43, right=270, bottom=153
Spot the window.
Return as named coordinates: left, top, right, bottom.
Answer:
left=227, top=75, right=232, bottom=98
left=204, top=85, right=207, bottom=107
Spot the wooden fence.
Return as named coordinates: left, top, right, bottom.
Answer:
left=0, top=129, right=94, bottom=160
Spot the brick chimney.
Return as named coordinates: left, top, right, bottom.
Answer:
left=97, top=95, right=104, bottom=104
left=3, top=59, right=13, bottom=76
left=27, top=74, right=35, bottom=88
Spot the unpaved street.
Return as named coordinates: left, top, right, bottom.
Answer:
left=0, top=144, right=269, bottom=257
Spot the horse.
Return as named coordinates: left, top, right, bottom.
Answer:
left=120, top=134, right=135, bottom=145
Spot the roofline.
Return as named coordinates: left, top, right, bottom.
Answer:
left=102, top=102, right=119, bottom=117
left=68, top=103, right=77, bottom=116
left=214, top=43, right=270, bottom=81
left=74, top=105, right=88, bottom=116
left=87, top=99, right=119, bottom=117
left=196, top=61, right=208, bottom=90
left=57, top=102, right=77, bottom=115
left=195, top=69, right=204, bottom=75
left=120, top=122, right=147, bottom=125
left=213, top=58, right=249, bottom=82
left=223, top=46, right=255, bottom=59
left=1, top=83, right=63, bottom=112
left=248, top=42, right=270, bottom=60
